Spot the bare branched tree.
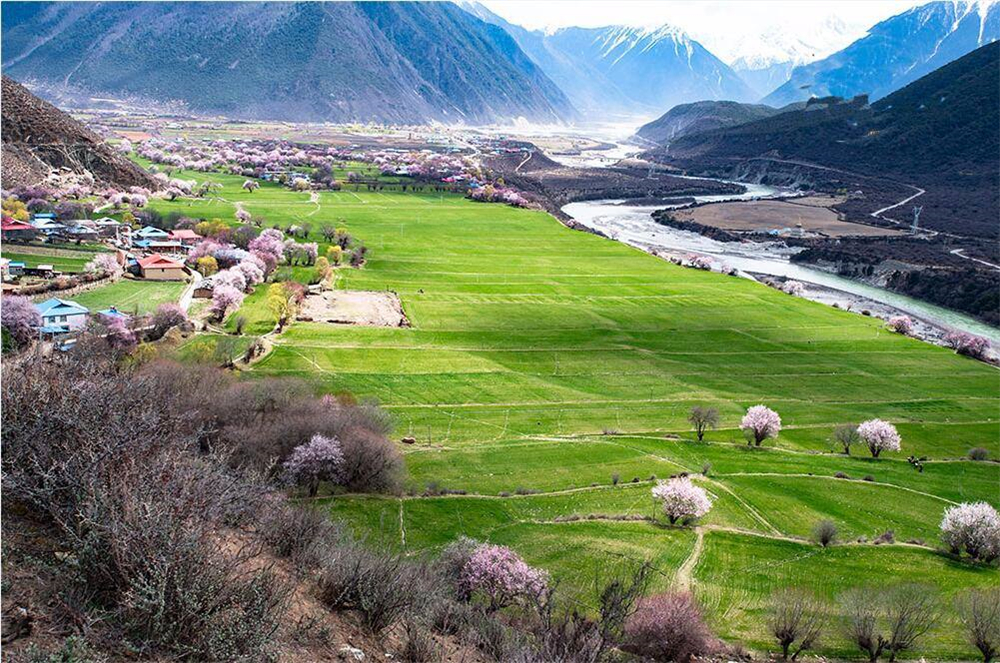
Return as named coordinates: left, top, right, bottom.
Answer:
left=833, top=423, right=860, bottom=455
left=771, top=588, right=825, bottom=660
left=841, top=585, right=939, bottom=662
left=957, top=589, right=1000, bottom=663
left=688, top=406, right=720, bottom=442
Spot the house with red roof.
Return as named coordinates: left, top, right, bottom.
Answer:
left=1, top=218, right=37, bottom=241
left=168, top=228, right=200, bottom=246
left=138, top=253, right=187, bottom=281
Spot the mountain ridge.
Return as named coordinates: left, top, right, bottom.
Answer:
left=0, top=1, right=575, bottom=125
left=458, top=2, right=755, bottom=118
left=763, top=0, right=1000, bottom=106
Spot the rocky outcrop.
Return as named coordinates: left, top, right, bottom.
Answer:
left=1, top=75, right=159, bottom=191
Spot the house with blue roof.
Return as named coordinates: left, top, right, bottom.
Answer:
left=136, top=226, right=170, bottom=240
left=97, top=306, right=129, bottom=321
left=34, top=298, right=90, bottom=335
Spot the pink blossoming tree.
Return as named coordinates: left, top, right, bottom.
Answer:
left=285, top=434, right=345, bottom=497
left=104, top=316, right=137, bottom=353
left=1, top=296, right=41, bottom=347
left=248, top=229, right=284, bottom=274
left=651, top=477, right=712, bottom=524
left=944, top=331, right=991, bottom=360
left=940, top=502, right=1000, bottom=563
left=210, top=284, right=244, bottom=320
left=782, top=280, right=805, bottom=296
left=887, top=315, right=913, bottom=335
left=85, top=253, right=123, bottom=277
left=856, top=419, right=901, bottom=458
left=741, top=405, right=782, bottom=446
left=460, top=543, right=548, bottom=611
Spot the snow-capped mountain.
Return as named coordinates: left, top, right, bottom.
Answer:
left=458, top=2, right=755, bottom=119
left=763, top=0, right=1000, bottom=106
left=706, top=17, right=868, bottom=98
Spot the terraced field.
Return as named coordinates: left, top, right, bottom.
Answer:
left=146, top=172, right=1000, bottom=660
left=1, top=244, right=102, bottom=273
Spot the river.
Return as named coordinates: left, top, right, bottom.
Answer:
left=562, top=188, right=1000, bottom=344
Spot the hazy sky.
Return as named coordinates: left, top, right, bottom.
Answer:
left=480, top=0, right=922, bottom=61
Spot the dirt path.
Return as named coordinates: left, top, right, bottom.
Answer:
left=515, top=150, right=533, bottom=173
left=951, top=248, right=1000, bottom=271
left=675, top=526, right=704, bottom=591
left=307, top=191, right=321, bottom=217
left=177, top=269, right=201, bottom=312
left=870, top=185, right=925, bottom=220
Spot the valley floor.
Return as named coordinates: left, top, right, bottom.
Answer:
left=144, top=167, right=1000, bottom=660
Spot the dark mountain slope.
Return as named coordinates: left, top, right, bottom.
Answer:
left=1, top=75, right=159, bottom=191
left=634, top=100, right=804, bottom=147
left=764, top=1, right=999, bottom=106
left=666, top=42, right=1000, bottom=175
left=655, top=42, right=999, bottom=239
left=0, top=2, right=574, bottom=125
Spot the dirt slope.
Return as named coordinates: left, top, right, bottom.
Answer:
left=1, top=75, right=159, bottom=191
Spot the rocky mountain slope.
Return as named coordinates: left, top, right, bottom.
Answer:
left=460, top=2, right=754, bottom=118
left=1, top=75, right=159, bottom=191
left=1, top=1, right=574, bottom=125
left=763, top=0, right=1000, bottom=106
left=634, top=100, right=803, bottom=147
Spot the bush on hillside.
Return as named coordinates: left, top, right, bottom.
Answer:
left=813, top=520, right=838, bottom=547
left=623, top=592, right=713, bottom=662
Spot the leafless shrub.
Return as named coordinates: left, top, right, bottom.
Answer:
left=529, top=602, right=603, bottom=663
left=968, top=447, right=990, bottom=461
left=464, top=609, right=531, bottom=661
left=813, top=520, right=838, bottom=547
left=841, top=584, right=938, bottom=662
left=874, top=530, right=895, bottom=545
left=257, top=501, right=343, bottom=567
left=397, top=619, right=442, bottom=663
left=623, top=592, right=713, bottom=662
left=956, top=588, right=1000, bottom=663
left=770, top=588, right=825, bottom=660
left=594, top=560, right=653, bottom=659
left=429, top=595, right=475, bottom=636
left=317, top=544, right=425, bottom=634
left=437, top=536, right=480, bottom=599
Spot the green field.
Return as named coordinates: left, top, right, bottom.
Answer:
left=1, top=245, right=101, bottom=273
left=145, top=168, right=999, bottom=660
left=71, top=279, right=186, bottom=315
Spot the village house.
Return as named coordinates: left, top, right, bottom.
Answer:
left=135, top=239, right=185, bottom=254
left=168, top=228, right=200, bottom=246
left=97, top=306, right=129, bottom=321
left=4, top=261, right=25, bottom=279
left=138, top=253, right=187, bottom=280
left=193, top=274, right=215, bottom=298
left=1, top=219, right=37, bottom=241
left=35, top=298, right=90, bottom=335
left=135, top=226, right=170, bottom=241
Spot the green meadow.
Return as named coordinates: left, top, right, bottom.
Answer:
left=71, top=279, right=186, bottom=316
left=1, top=245, right=101, bottom=273
left=145, top=167, right=1000, bottom=660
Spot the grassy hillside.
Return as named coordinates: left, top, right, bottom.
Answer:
left=146, top=171, right=999, bottom=660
